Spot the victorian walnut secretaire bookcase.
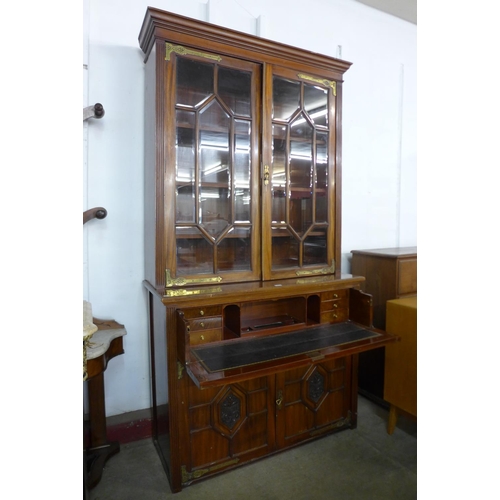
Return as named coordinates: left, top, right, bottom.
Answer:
left=139, top=7, right=395, bottom=493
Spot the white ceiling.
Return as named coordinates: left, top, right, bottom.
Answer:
left=354, top=0, right=417, bottom=24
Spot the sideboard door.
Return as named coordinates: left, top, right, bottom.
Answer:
left=275, top=357, right=354, bottom=449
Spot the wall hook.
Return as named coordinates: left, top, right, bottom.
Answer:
left=83, top=207, right=108, bottom=224
left=83, top=103, right=105, bottom=121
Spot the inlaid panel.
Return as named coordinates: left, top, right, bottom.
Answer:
left=279, top=358, right=348, bottom=447
left=187, top=377, right=271, bottom=474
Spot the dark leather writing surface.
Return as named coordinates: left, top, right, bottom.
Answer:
left=192, top=322, right=379, bottom=372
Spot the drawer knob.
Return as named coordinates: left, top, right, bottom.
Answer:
left=200, top=322, right=205, bottom=328
left=200, top=310, right=204, bottom=316
left=333, top=303, right=338, bottom=308
left=200, top=335, right=205, bottom=341
left=334, top=294, right=338, bottom=298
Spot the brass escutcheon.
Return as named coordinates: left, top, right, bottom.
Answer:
left=276, top=389, right=283, bottom=409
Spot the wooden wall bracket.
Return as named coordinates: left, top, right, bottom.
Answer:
left=83, top=207, right=107, bottom=225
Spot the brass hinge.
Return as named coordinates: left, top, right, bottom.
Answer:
left=165, top=269, right=222, bottom=288
left=165, top=43, right=222, bottom=62
left=298, top=73, right=336, bottom=96
left=296, top=262, right=335, bottom=277
left=263, top=165, right=270, bottom=186
left=177, top=361, right=185, bottom=380
left=165, top=286, right=223, bottom=298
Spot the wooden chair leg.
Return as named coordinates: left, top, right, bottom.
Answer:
left=387, top=404, right=398, bottom=435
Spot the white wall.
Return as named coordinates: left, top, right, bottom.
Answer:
left=84, top=0, right=416, bottom=416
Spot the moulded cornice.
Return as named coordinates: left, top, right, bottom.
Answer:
left=138, top=7, right=352, bottom=79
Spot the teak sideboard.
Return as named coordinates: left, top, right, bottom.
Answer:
left=351, top=247, right=417, bottom=402
left=139, top=7, right=396, bottom=493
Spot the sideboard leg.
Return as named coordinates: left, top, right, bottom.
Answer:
left=387, top=404, right=398, bottom=435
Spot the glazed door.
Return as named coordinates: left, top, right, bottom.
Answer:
left=164, top=47, right=261, bottom=287
left=262, top=65, right=339, bottom=281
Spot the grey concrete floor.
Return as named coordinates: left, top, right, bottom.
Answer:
left=89, top=396, right=417, bottom=500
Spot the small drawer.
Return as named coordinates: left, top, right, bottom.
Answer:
left=190, top=329, right=222, bottom=346
left=322, top=290, right=348, bottom=301
left=187, top=317, right=222, bottom=332
left=321, top=309, right=348, bottom=323
left=321, top=298, right=348, bottom=313
left=180, top=305, right=222, bottom=319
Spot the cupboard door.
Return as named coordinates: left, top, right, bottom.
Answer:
left=262, top=65, right=338, bottom=280
left=165, top=48, right=261, bottom=286
left=184, top=376, right=274, bottom=484
left=275, top=358, right=352, bottom=449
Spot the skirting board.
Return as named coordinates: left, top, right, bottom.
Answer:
left=84, top=407, right=156, bottom=445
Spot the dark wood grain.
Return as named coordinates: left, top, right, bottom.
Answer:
left=137, top=6, right=397, bottom=493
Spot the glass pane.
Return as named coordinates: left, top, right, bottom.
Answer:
left=199, top=100, right=231, bottom=235
left=176, top=58, right=213, bottom=107
left=235, top=189, right=250, bottom=223
left=271, top=227, right=299, bottom=268
left=176, top=227, right=213, bottom=275
left=303, top=228, right=328, bottom=266
left=273, top=77, right=300, bottom=120
left=176, top=110, right=196, bottom=223
left=176, top=185, right=195, bottom=224
left=217, top=227, right=252, bottom=272
left=316, top=131, right=329, bottom=223
left=200, top=188, right=230, bottom=238
left=290, top=112, right=314, bottom=165
left=290, top=114, right=313, bottom=236
left=234, top=120, right=251, bottom=222
left=304, top=83, right=328, bottom=126
left=219, top=67, right=251, bottom=117
left=289, top=152, right=313, bottom=190
left=270, top=75, right=332, bottom=275
left=316, top=193, right=327, bottom=223
left=174, top=56, right=257, bottom=280
left=234, top=120, right=250, bottom=182
left=272, top=124, right=287, bottom=224
left=272, top=189, right=286, bottom=225
left=290, top=194, right=312, bottom=236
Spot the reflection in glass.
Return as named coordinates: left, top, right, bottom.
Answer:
left=316, top=131, right=329, bottom=223
left=289, top=114, right=313, bottom=237
left=176, top=58, right=213, bottom=107
left=304, top=228, right=328, bottom=266
left=173, top=56, right=255, bottom=277
left=217, top=227, right=252, bottom=272
left=199, top=100, right=231, bottom=235
left=270, top=74, right=331, bottom=271
left=290, top=114, right=313, bottom=189
left=289, top=194, right=312, bottom=237
left=273, top=77, right=300, bottom=120
left=272, top=227, right=299, bottom=269
left=234, top=120, right=251, bottom=222
left=219, top=67, right=251, bottom=117
left=304, top=83, right=328, bottom=126
left=272, top=124, right=287, bottom=224
left=176, top=110, right=196, bottom=223
left=176, top=227, right=214, bottom=275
